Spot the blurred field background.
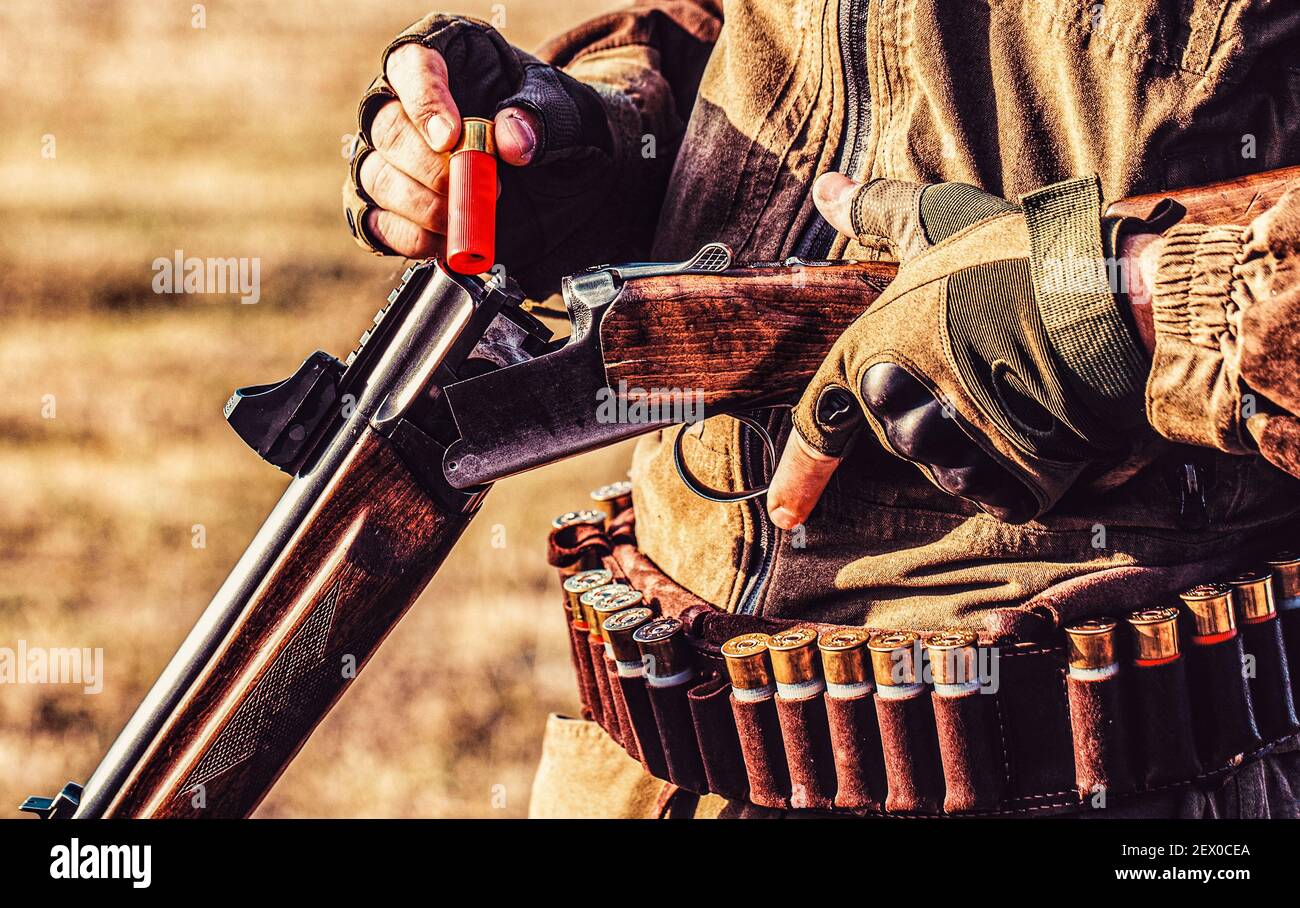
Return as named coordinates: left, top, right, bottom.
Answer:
left=0, top=0, right=627, bottom=817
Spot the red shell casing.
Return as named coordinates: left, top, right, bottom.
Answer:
left=447, top=145, right=497, bottom=275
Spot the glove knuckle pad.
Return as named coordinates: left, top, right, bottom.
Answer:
left=860, top=362, right=934, bottom=417
left=814, top=385, right=860, bottom=429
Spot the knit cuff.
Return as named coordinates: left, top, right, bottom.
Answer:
left=1145, top=222, right=1252, bottom=453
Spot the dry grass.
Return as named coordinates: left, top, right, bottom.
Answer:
left=0, top=0, right=625, bottom=817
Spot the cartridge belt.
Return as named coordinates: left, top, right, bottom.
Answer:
left=548, top=497, right=1300, bottom=817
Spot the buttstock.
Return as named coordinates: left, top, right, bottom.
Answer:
left=599, top=260, right=898, bottom=413
left=1106, top=163, right=1300, bottom=225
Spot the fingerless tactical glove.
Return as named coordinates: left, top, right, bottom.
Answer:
left=795, top=176, right=1166, bottom=522
left=343, top=14, right=619, bottom=295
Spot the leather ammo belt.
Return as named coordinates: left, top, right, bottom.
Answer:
left=546, top=503, right=1300, bottom=817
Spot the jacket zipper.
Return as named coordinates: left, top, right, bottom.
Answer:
left=736, top=0, right=873, bottom=616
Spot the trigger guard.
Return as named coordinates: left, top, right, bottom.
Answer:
left=673, top=413, right=778, bottom=504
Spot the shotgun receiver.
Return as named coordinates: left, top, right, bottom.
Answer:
left=24, top=164, right=1299, bottom=819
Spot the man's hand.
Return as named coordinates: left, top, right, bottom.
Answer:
left=767, top=173, right=1163, bottom=529
left=357, top=43, right=542, bottom=259
left=343, top=15, right=617, bottom=296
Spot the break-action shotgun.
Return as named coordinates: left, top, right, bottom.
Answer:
left=22, top=164, right=1299, bottom=818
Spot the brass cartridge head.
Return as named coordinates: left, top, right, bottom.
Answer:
left=767, top=627, right=822, bottom=685
left=589, top=480, right=634, bottom=520
left=1265, top=551, right=1300, bottom=601
left=868, top=630, right=920, bottom=687
left=453, top=117, right=496, bottom=156
left=579, top=583, right=633, bottom=640
left=550, top=509, right=606, bottom=530
left=591, top=588, right=645, bottom=636
left=925, top=631, right=979, bottom=686
left=818, top=628, right=872, bottom=686
left=721, top=633, right=774, bottom=691
left=562, top=569, right=613, bottom=618
left=603, top=606, right=656, bottom=663
left=633, top=616, right=691, bottom=680
left=1125, top=606, right=1181, bottom=662
left=1229, top=569, right=1277, bottom=622
left=1064, top=617, right=1119, bottom=671
left=1179, top=582, right=1236, bottom=637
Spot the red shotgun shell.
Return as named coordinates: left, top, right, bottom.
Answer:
left=446, top=117, right=497, bottom=275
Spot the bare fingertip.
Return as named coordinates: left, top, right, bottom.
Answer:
left=768, top=505, right=800, bottom=531
left=814, top=172, right=857, bottom=206
left=427, top=114, right=456, bottom=152
left=495, top=110, right=537, bottom=165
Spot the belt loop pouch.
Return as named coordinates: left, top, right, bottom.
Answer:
left=730, top=693, right=792, bottom=808
left=687, top=675, right=749, bottom=800
left=1063, top=620, right=1135, bottom=802
left=773, top=692, right=836, bottom=811
left=547, top=520, right=610, bottom=576
left=1130, top=658, right=1201, bottom=786
left=930, top=690, right=1003, bottom=813
left=1180, top=583, right=1262, bottom=768
left=1186, top=634, right=1262, bottom=767
left=1065, top=673, right=1135, bottom=800
left=1240, top=616, right=1298, bottom=740
left=615, top=671, right=669, bottom=779
left=605, top=654, right=639, bottom=759
left=645, top=676, right=709, bottom=793
left=823, top=692, right=886, bottom=809
left=588, top=635, right=621, bottom=738
left=570, top=621, right=600, bottom=723
left=1229, top=564, right=1298, bottom=741
left=873, top=689, right=944, bottom=813
left=925, top=634, right=1002, bottom=813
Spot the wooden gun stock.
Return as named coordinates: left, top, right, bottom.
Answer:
left=600, top=261, right=898, bottom=412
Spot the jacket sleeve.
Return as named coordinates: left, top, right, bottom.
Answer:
left=1146, top=183, right=1300, bottom=477
left=535, top=1, right=722, bottom=258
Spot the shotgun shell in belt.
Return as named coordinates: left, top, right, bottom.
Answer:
left=1064, top=617, right=1120, bottom=679
left=551, top=509, right=606, bottom=530
left=818, top=627, right=874, bottom=699
left=1230, top=569, right=1278, bottom=624
left=603, top=606, right=656, bottom=669
left=868, top=630, right=922, bottom=698
left=926, top=631, right=980, bottom=695
left=1125, top=606, right=1181, bottom=666
left=562, top=569, right=613, bottom=620
left=1265, top=551, right=1300, bottom=611
left=592, top=588, right=645, bottom=657
left=1179, top=582, right=1237, bottom=643
left=768, top=627, right=824, bottom=700
left=721, top=633, right=775, bottom=701
left=446, top=117, right=496, bottom=275
left=633, top=616, right=693, bottom=686
left=579, top=583, right=634, bottom=641
left=590, top=480, right=634, bottom=521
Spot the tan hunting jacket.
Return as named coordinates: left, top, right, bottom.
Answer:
left=537, top=0, right=1300, bottom=630
left=517, top=0, right=1300, bottom=816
